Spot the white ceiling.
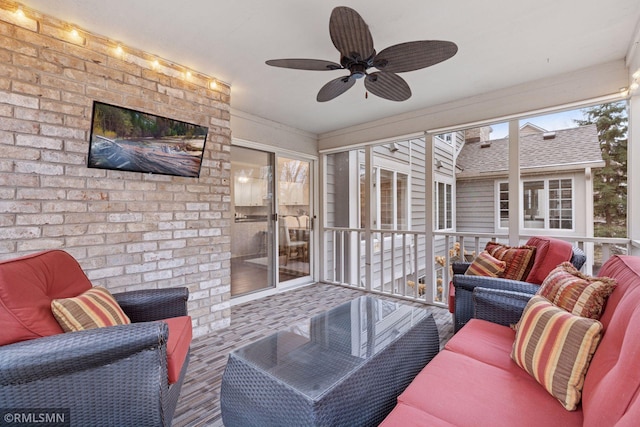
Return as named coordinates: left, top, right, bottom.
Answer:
left=21, top=0, right=640, bottom=136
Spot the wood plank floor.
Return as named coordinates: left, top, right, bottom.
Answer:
left=172, top=283, right=454, bottom=427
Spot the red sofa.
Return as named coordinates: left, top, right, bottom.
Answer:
left=381, top=255, right=640, bottom=426
left=0, top=250, right=192, bottom=426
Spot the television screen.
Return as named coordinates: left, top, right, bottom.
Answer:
left=88, top=101, right=208, bottom=177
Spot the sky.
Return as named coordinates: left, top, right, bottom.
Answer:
left=488, top=108, right=587, bottom=140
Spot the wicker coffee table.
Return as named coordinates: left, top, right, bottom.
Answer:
left=220, top=296, right=439, bottom=426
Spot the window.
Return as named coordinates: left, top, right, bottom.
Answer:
left=549, top=179, right=573, bottom=229
left=436, top=133, right=453, bottom=144
left=499, top=179, right=573, bottom=230
left=523, top=181, right=545, bottom=228
left=435, top=182, right=452, bottom=230
left=499, top=182, right=509, bottom=228
left=360, top=166, right=408, bottom=230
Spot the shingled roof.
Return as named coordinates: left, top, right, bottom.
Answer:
left=456, top=124, right=604, bottom=179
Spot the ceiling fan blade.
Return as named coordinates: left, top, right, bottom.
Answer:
left=317, top=75, right=356, bottom=102
left=374, top=40, right=458, bottom=73
left=266, top=59, right=343, bottom=71
left=329, top=6, right=375, bottom=61
left=364, top=72, right=411, bottom=101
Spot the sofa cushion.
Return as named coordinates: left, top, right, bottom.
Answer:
left=485, top=241, right=536, bottom=281
left=51, top=286, right=131, bottom=332
left=512, top=296, right=603, bottom=410
left=445, top=319, right=517, bottom=371
left=537, top=262, right=616, bottom=319
left=380, top=402, right=457, bottom=427
left=162, top=316, right=192, bottom=384
left=581, top=256, right=640, bottom=427
left=590, top=255, right=640, bottom=331
left=464, top=251, right=506, bottom=277
left=0, top=250, right=92, bottom=345
left=525, top=236, right=573, bottom=284
left=395, top=349, right=583, bottom=426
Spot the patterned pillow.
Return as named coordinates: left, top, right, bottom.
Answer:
left=465, top=251, right=506, bottom=277
left=51, top=287, right=130, bottom=332
left=485, top=241, right=536, bottom=281
left=537, top=262, right=616, bottom=320
left=512, top=296, right=603, bottom=410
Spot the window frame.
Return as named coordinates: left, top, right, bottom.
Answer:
left=496, top=177, right=575, bottom=231
left=359, top=164, right=410, bottom=231
left=434, top=179, right=454, bottom=231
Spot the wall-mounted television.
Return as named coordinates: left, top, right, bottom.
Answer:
left=88, top=101, right=208, bottom=178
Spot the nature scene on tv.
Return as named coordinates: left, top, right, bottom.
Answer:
left=88, top=102, right=208, bottom=177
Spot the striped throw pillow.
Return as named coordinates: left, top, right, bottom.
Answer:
left=537, top=262, right=616, bottom=320
left=465, top=251, right=506, bottom=277
left=485, top=242, right=536, bottom=281
left=51, top=287, right=130, bottom=332
left=511, top=296, right=603, bottom=410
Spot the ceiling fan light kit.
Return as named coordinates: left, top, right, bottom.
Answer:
left=266, top=6, right=457, bottom=102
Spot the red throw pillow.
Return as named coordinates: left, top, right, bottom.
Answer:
left=485, top=242, right=536, bottom=281
left=524, top=236, right=573, bottom=285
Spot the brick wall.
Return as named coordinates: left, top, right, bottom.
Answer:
left=0, top=1, right=232, bottom=336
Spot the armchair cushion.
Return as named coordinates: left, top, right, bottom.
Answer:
left=485, top=242, right=536, bottom=281
left=524, top=236, right=574, bottom=284
left=51, top=287, right=131, bottom=332
left=163, top=316, right=192, bottom=384
left=537, top=262, right=617, bottom=320
left=0, top=250, right=92, bottom=345
left=512, top=296, right=604, bottom=410
left=465, top=251, right=506, bottom=277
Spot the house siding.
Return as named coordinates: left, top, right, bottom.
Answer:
left=456, top=179, right=496, bottom=233
left=456, top=170, right=591, bottom=237
left=324, top=134, right=474, bottom=301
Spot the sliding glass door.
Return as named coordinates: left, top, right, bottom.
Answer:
left=230, top=146, right=274, bottom=296
left=277, top=156, right=312, bottom=284
left=231, top=147, right=314, bottom=297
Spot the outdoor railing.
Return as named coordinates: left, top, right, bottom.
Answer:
left=322, top=227, right=639, bottom=309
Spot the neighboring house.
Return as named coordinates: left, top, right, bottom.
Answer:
left=324, top=123, right=603, bottom=298
left=455, top=124, right=604, bottom=238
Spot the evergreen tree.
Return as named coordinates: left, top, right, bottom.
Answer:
left=576, top=102, right=627, bottom=237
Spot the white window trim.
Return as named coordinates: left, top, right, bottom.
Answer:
left=435, top=178, right=454, bottom=231
left=435, top=133, right=454, bottom=146
left=360, top=164, right=411, bottom=231
left=497, top=181, right=509, bottom=231
left=496, top=177, right=575, bottom=231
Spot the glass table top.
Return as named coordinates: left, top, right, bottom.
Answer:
left=231, top=296, right=429, bottom=399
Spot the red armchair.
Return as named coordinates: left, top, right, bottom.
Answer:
left=450, top=236, right=586, bottom=332
left=0, top=250, right=192, bottom=426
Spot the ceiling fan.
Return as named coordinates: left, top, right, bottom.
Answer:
left=266, top=6, right=458, bottom=102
